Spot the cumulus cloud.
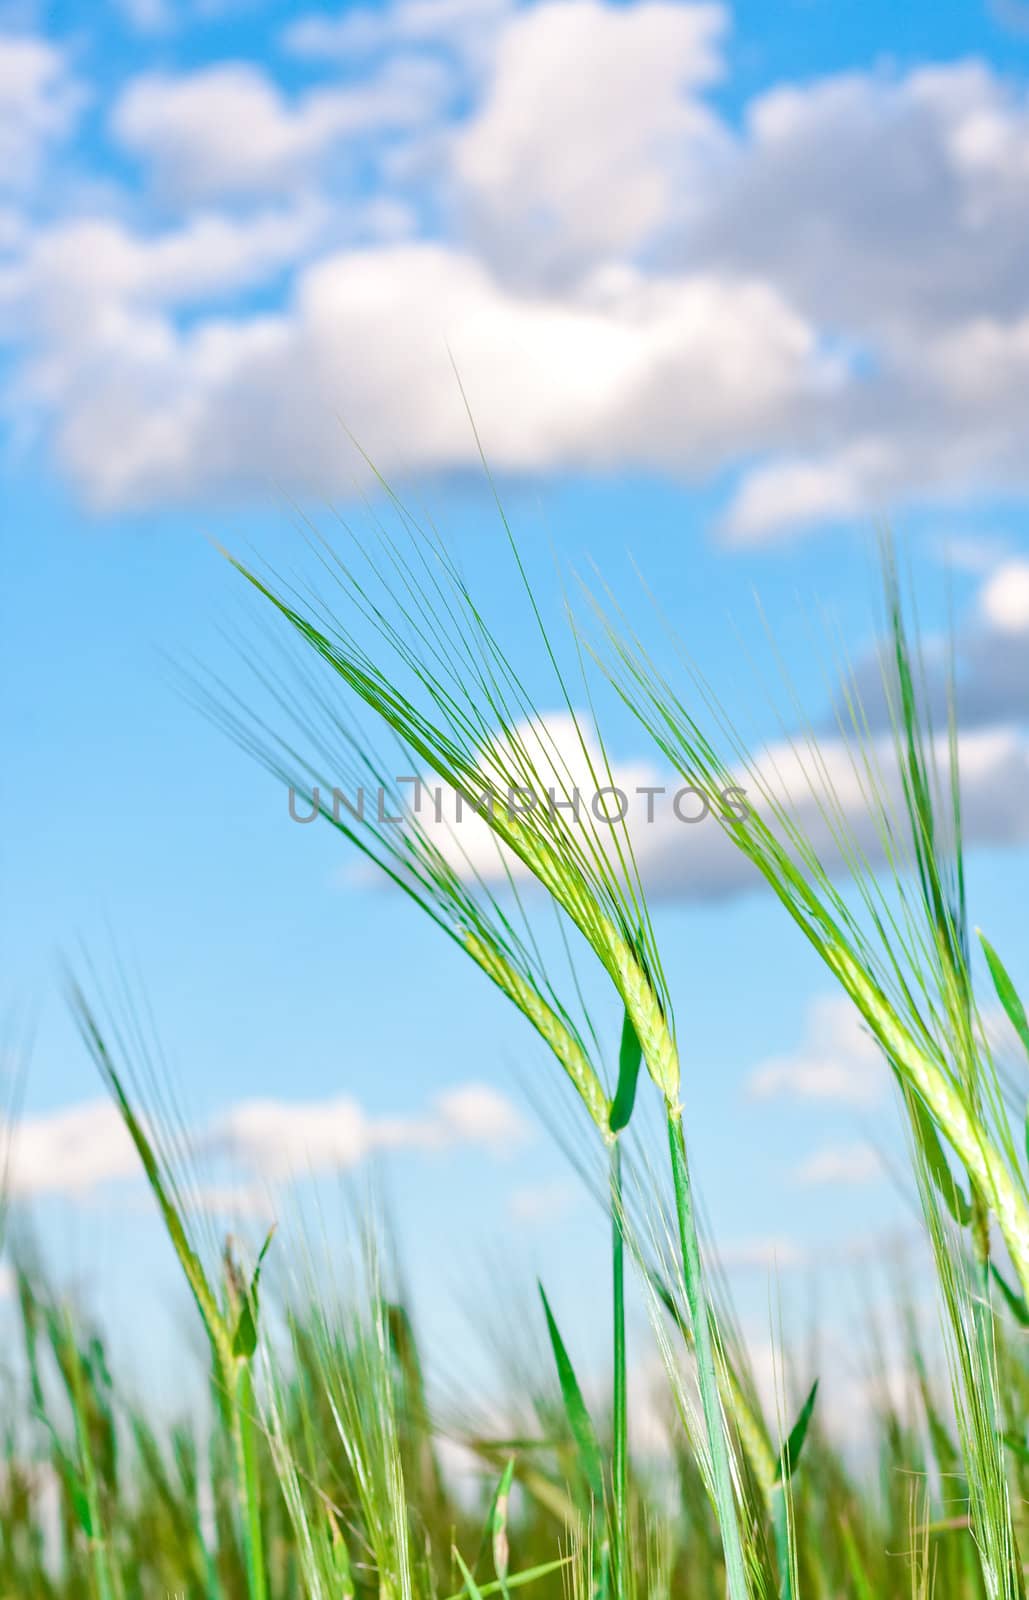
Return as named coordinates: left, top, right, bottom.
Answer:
left=4, top=3, right=1029, bottom=541
left=946, top=559, right=1029, bottom=727
left=0, top=202, right=326, bottom=486
left=321, top=684, right=1029, bottom=912
left=1, top=205, right=325, bottom=331
left=202, top=1082, right=526, bottom=1179
left=450, top=0, right=727, bottom=285
left=843, top=556, right=1029, bottom=734
left=685, top=62, right=1029, bottom=540
left=746, top=996, right=888, bottom=1107
left=654, top=721, right=1029, bottom=898
left=0, top=35, right=81, bottom=191
left=0, top=1083, right=527, bottom=1201
left=405, top=708, right=1029, bottom=904
left=284, top=0, right=511, bottom=71
left=112, top=58, right=450, bottom=201
left=1, top=1100, right=141, bottom=1197
left=980, top=559, right=1029, bottom=633
left=685, top=64, right=1029, bottom=335
left=5, top=240, right=836, bottom=509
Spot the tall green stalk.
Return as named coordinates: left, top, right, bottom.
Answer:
left=72, top=994, right=269, bottom=1600
left=64, top=1310, right=118, bottom=1600
left=667, top=1107, right=750, bottom=1600
left=235, top=1365, right=268, bottom=1600
left=610, top=1140, right=627, bottom=1600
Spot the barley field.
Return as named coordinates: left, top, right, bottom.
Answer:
left=5, top=515, right=1029, bottom=1600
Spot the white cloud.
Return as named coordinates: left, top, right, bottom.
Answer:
left=112, top=58, right=450, bottom=201
left=721, top=443, right=892, bottom=545
left=284, top=0, right=511, bottom=70
left=0, top=203, right=326, bottom=481
left=746, top=996, right=888, bottom=1107
left=4, top=9, right=1029, bottom=542
left=979, top=559, right=1029, bottom=634
left=192, top=1182, right=277, bottom=1221
left=793, top=1141, right=883, bottom=1187
left=203, top=1082, right=527, bottom=1179
left=684, top=62, right=1029, bottom=541
left=0, top=1083, right=526, bottom=1201
left=344, top=705, right=1029, bottom=906
left=688, top=62, right=1029, bottom=338
left=1, top=1100, right=140, bottom=1197
left=450, top=0, right=728, bottom=284
left=8, top=239, right=833, bottom=510
left=843, top=554, right=1029, bottom=733
left=1, top=205, right=325, bottom=331
left=0, top=35, right=82, bottom=190
left=435, top=1083, right=526, bottom=1143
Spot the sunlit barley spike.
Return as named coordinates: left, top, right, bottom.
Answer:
left=829, top=943, right=1029, bottom=1296
left=488, top=807, right=679, bottom=1102
left=464, top=934, right=612, bottom=1139
left=488, top=807, right=602, bottom=934
left=607, top=935, right=680, bottom=1104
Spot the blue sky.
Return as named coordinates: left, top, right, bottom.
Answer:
left=4, top=0, right=1029, bottom=1402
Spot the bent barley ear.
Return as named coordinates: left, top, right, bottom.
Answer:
left=225, top=533, right=679, bottom=1108
left=463, top=933, right=611, bottom=1139
left=593, top=538, right=1029, bottom=1301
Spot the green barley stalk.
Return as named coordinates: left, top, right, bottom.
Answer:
left=69, top=987, right=271, bottom=1600
left=590, top=539, right=1029, bottom=1307
left=202, top=628, right=641, bottom=1597
left=222, top=498, right=751, bottom=1598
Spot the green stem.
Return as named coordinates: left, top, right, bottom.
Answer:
left=610, top=1139, right=627, bottom=1600
left=666, top=1107, right=750, bottom=1600
left=234, top=1364, right=268, bottom=1600
left=770, top=1482, right=792, bottom=1600
left=65, top=1316, right=117, bottom=1600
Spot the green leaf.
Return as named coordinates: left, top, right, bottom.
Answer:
left=440, top=1559, right=571, bottom=1600
left=775, top=1379, right=819, bottom=1484
left=538, top=1283, right=604, bottom=1505
left=979, top=932, right=1029, bottom=1166
left=990, top=1262, right=1029, bottom=1327
left=232, top=1228, right=276, bottom=1361
left=908, top=1088, right=972, bottom=1227
left=453, top=1547, right=487, bottom=1600
left=979, top=931, right=1029, bottom=1060
left=608, top=1009, right=642, bottom=1134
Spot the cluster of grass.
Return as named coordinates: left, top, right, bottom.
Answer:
left=5, top=506, right=1029, bottom=1599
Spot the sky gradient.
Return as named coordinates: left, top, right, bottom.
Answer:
left=5, top=0, right=1029, bottom=1402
